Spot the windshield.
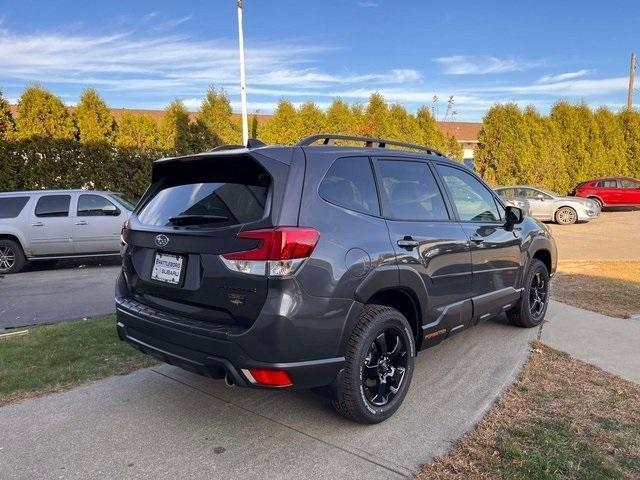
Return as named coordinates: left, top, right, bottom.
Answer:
left=109, top=193, right=137, bottom=211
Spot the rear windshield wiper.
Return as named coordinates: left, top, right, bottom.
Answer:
left=168, top=214, right=229, bottom=226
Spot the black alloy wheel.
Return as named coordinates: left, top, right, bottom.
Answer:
left=361, top=329, right=408, bottom=407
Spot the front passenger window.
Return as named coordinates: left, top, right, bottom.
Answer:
left=78, top=194, right=119, bottom=216
left=436, top=165, right=501, bottom=222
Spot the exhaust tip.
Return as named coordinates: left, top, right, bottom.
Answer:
left=224, top=372, right=235, bottom=387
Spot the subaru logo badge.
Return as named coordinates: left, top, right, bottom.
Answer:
left=155, top=234, right=169, bottom=248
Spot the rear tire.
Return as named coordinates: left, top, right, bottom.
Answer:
left=555, top=206, right=577, bottom=225
left=0, top=239, right=26, bottom=274
left=506, top=259, right=549, bottom=328
left=331, top=304, right=415, bottom=424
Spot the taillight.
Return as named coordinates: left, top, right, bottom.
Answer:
left=242, top=368, right=293, bottom=387
left=221, top=227, right=319, bottom=277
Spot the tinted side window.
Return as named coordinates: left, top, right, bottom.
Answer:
left=377, top=160, right=449, bottom=221
left=497, top=188, right=514, bottom=198
left=319, top=156, right=380, bottom=215
left=598, top=180, right=618, bottom=188
left=35, top=195, right=71, bottom=218
left=620, top=179, right=640, bottom=189
left=0, top=197, right=29, bottom=219
left=436, top=165, right=501, bottom=222
left=78, top=194, right=119, bottom=216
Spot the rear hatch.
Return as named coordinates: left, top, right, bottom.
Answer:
left=121, top=150, right=292, bottom=329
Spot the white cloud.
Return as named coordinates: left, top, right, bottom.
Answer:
left=434, top=55, right=544, bottom=75
left=537, top=69, right=590, bottom=83
left=475, top=77, right=627, bottom=96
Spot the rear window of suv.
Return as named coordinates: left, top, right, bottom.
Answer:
left=0, top=196, right=30, bottom=219
left=137, top=160, right=271, bottom=229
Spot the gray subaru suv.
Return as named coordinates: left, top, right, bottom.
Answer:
left=0, top=189, right=134, bottom=273
left=116, top=135, right=557, bottom=423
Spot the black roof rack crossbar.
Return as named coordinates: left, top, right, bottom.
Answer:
left=296, top=134, right=445, bottom=157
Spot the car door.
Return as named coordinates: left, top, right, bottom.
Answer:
left=435, top=164, right=523, bottom=322
left=521, top=188, right=553, bottom=219
left=374, top=158, right=473, bottom=338
left=619, top=179, right=640, bottom=205
left=598, top=180, right=621, bottom=205
left=30, top=194, right=74, bottom=256
left=73, top=193, right=126, bottom=253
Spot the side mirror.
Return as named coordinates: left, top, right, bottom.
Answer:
left=101, top=204, right=120, bottom=216
left=505, top=206, right=524, bottom=226
left=536, top=194, right=545, bottom=201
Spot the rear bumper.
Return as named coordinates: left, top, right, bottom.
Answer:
left=115, top=297, right=345, bottom=389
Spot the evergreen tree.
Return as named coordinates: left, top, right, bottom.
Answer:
left=0, top=89, right=15, bottom=139
left=196, top=87, right=241, bottom=147
left=250, top=114, right=259, bottom=138
left=619, top=109, right=640, bottom=177
left=326, top=99, right=356, bottom=135
left=15, top=85, right=76, bottom=140
left=386, top=104, right=421, bottom=144
left=416, top=106, right=446, bottom=151
left=443, top=133, right=464, bottom=161
left=594, top=107, right=628, bottom=176
left=297, top=101, right=326, bottom=138
left=259, top=100, right=300, bottom=145
left=474, top=104, right=530, bottom=186
left=360, top=92, right=390, bottom=137
left=75, top=88, right=115, bottom=143
left=116, top=112, right=160, bottom=150
left=159, top=99, right=191, bottom=154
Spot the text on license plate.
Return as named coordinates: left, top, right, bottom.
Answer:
left=151, top=252, right=184, bottom=285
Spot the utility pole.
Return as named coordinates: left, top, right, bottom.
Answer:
left=237, top=0, right=249, bottom=145
left=628, top=52, right=636, bottom=111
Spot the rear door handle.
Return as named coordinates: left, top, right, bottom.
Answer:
left=75, top=221, right=88, bottom=226
left=32, top=222, right=44, bottom=227
left=397, top=238, right=419, bottom=249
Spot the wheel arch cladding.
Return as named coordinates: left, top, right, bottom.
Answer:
left=0, top=234, right=25, bottom=251
left=366, top=288, right=422, bottom=352
left=532, top=248, right=552, bottom=273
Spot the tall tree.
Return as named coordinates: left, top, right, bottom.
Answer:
left=75, top=88, right=115, bottom=143
left=386, top=103, right=421, bottom=145
left=259, top=100, right=300, bottom=145
left=196, top=87, right=241, bottom=147
left=416, top=106, right=446, bottom=151
left=619, top=109, right=640, bottom=177
left=474, top=103, right=530, bottom=186
left=360, top=92, right=390, bottom=137
left=326, top=98, right=356, bottom=135
left=0, top=89, right=15, bottom=139
left=14, top=85, right=76, bottom=140
left=297, top=101, right=326, bottom=138
left=116, top=112, right=160, bottom=150
left=159, top=99, right=191, bottom=154
left=594, top=107, right=628, bottom=176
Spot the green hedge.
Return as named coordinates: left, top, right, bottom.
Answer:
left=0, top=138, right=170, bottom=199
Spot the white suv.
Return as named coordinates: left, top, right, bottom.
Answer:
left=0, top=190, right=134, bottom=273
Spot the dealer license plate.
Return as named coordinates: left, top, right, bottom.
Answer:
left=151, top=252, right=184, bottom=285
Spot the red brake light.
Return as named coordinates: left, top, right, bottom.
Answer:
left=247, top=368, right=293, bottom=387
left=223, top=227, right=319, bottom=261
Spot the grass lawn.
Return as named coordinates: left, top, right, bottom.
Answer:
left=417, top=342, right=640, bottom=480
left=0, top=315, right=157, bottom=406
left=552, top=261, right=640, bottom=318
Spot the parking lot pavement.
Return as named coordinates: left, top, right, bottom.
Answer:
left=0, top=316, right=536, bottom=479
left=0, top=261, right=120, bottom=329
left=548, top=210, right=640, bottom=261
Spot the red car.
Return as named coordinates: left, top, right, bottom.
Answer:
left=574, top=177, right=640, bottom=209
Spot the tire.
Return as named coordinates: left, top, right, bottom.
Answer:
left=0, top=239, right=26, bottom=274
left=589, top=197, right=603, bottom=210
left=555, top=206, right=577, bottom=225
left=506, top=259, right=550, bottom=328
left=331, top=304, right=415, bottom=424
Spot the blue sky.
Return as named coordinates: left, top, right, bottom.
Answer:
left=0, top=0, right=637, bottom=121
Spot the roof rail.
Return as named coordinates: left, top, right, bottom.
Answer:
left=208, top=144, right=245, bottom=152
left=296, top=134, right=446, bottom=157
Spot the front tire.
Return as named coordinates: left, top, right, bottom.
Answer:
left=589, top=197, right=603, bottom=210
left=506, top=259, right=550, bottom=328
left=0, top=239, right=26, bottom=274
left=555, top=206, right=577, bottom=225
left=332, top=305, right=415, bottom=424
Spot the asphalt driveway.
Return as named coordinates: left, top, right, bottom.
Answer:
left=0, top=316, right=536, bottom=479
left=0, top=260, right=120, bottom=329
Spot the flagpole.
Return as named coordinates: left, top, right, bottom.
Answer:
left=237, top=0, right=249, bottom=145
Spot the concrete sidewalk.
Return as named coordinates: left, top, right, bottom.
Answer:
left=543, top=300, right=640, bottom=383
left=0, top=317, right=535, bottom=480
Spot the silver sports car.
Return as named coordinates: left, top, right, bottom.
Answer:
left=495, top=185, right=600, bottom=225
